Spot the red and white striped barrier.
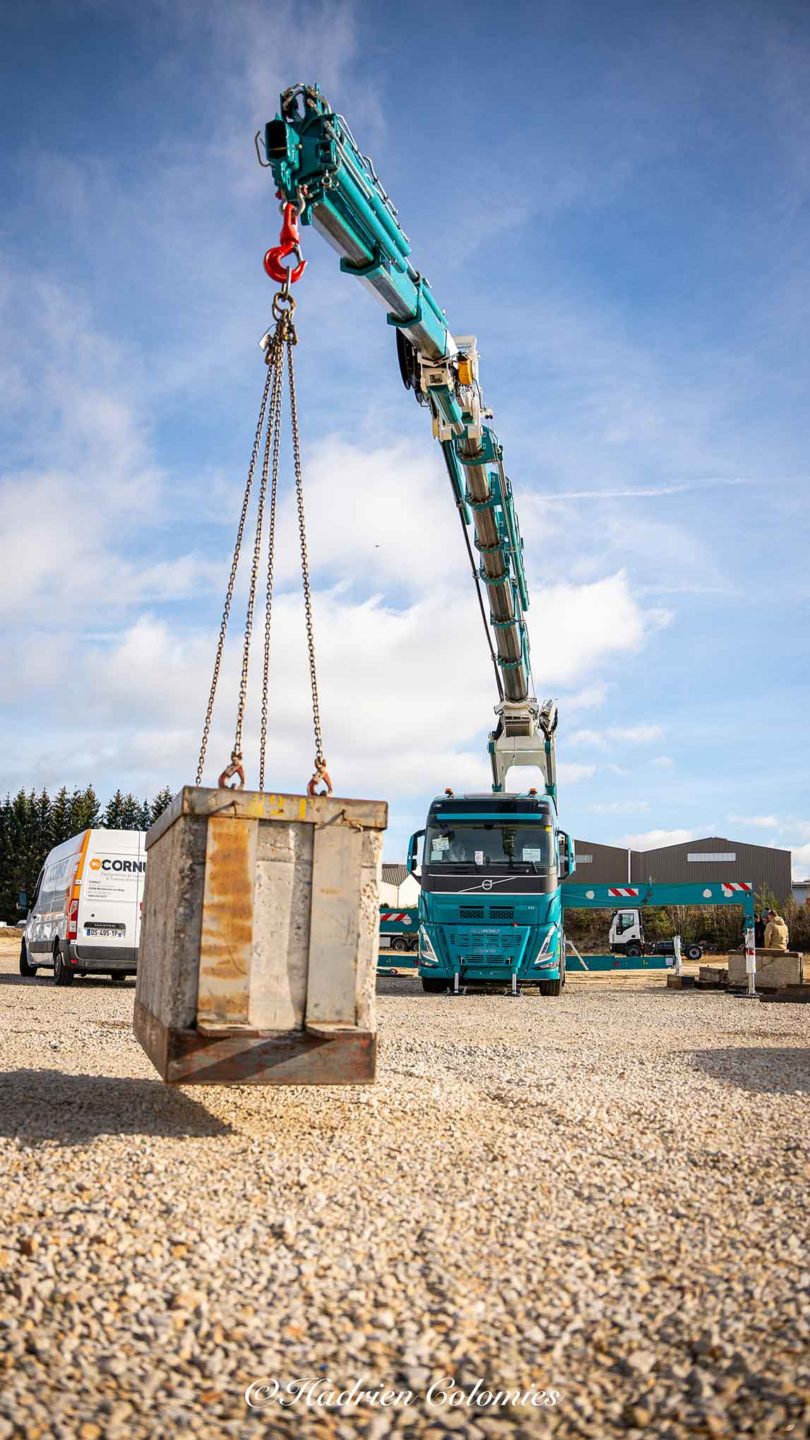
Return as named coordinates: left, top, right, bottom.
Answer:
left=721, top=882, right=753, bottom=896
left=607, top=887, right=639, bottom=898
left=380, top=912, right=413, bottom=924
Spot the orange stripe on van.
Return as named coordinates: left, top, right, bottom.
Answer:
left=65, top=829, right=92, bottom=912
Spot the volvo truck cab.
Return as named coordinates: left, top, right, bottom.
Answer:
left=409, top=793, right=574, bottom=995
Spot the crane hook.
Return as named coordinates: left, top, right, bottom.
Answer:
left=264, top=201, right=307, bottom=285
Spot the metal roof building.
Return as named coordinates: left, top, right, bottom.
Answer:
left=631, top=835, right=791, bottom=898
left=565, top=834, right=792, bottom=902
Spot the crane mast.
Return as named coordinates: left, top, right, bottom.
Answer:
left=263, top=83, right=557, bottom=798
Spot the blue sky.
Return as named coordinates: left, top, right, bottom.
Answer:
left=1, top=0, right=808, bottom=870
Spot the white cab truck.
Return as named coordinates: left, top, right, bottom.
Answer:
left=19, top=829, right=146, bottom=985
left=610, top=907, right=703, bottom=962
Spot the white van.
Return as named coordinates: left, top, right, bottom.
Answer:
left=20, top=829, right=147, bottom=985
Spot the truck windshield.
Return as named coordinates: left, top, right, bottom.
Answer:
left=425, top=823, right=555, bottom=872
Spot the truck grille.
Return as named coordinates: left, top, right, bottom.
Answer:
left=459, top=907, right=484, bottom=919
left=490, top=907, right=514, bottom=920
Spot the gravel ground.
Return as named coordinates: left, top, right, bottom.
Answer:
left=0, top=935, right=808, bottom=1439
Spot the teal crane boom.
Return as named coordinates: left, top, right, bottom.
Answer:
left=263, top=83, right=558, bottom=799
left=264, top=83, right=572, bottom=996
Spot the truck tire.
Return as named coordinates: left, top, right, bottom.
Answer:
left=686, top=944, right=703, bottom=962
left=626, top=942, right=642, bottom=957
left=53, top=945, right=74, bottom=987
left=538, top=978, right=562, bottom=996
left=391, top=937, right=406, bottom=952
left=19, top=940, right=35, bottom=977
left=421, top=978, right=447, bottom=994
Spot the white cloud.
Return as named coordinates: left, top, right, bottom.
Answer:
left=592, top=799, right=650, bottom=814
left=650, top=755, right=675, bottom=769
left=619, top=827, right=704, bottom=850
left=568, top=723, right=663, bottom=749
left=728, top=814, right=780, bottom=830
left=558, top=763, right=597, bottom=784
left=791, top=844, right=810, bottom=880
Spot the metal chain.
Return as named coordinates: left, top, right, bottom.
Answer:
left=258, top=328, right=285, bottom=790
left=234, top=329, right=284, bottom=755
left=196, top=357, right=275, bottom=785
left=197, top=286, right=328, bottom=792
left=285, top=327, right=326, bottom=767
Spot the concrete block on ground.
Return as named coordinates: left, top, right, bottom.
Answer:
left=727, top=950, right=804, bottom=990
left=134, top=786, right=386, bottom=1084
left=698, top=965, right=728, bottom=987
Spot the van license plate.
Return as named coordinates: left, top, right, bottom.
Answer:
left=85, top=925, right=125, bottom=938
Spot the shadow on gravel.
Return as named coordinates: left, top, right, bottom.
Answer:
left=0, top=974, right=134, bottom=987
left=0, top=1070, right=232, bottom=1143
left=689, top=1047, right=810, bottom=1095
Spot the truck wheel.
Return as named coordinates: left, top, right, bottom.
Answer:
left=626, top=943, right=642, bottom=957
left=538, top=978, right=562, bottom=996
left=421, top=978, right=447, bottom=994
left=53, top=946, right=74, bottom=986
left=686, top=944, right=702, bottom=962
left=19, top=940, right=35, bottom=977
left=391, top=937, right=406, bottom=952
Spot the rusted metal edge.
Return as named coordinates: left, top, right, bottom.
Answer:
left=134, top=1000, right=376, bottom=1085
left=146, top=786, right=387, bottom=850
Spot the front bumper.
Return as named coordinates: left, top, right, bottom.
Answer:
left=419, top=923, right=560, bottom=982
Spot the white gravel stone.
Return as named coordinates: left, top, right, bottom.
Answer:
left=0, top=946, right=808, bottom=1439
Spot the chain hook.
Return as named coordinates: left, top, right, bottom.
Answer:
left=264, top=201, right=307, bottom=286
left=307, top=758, right=333, bottom=797
left=218, top=748, right=246, bottom=790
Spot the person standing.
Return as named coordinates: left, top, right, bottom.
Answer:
left=763, top=908, right=789, bottom=951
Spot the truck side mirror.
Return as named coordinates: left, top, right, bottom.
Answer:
left=557, top=831, right=574, bottom=879
left=407, top=830, right=425, bottom=875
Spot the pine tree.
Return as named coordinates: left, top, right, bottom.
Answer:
left=117, top=793, right=143, bottom=831
left=71, top=785, right=101, bottom=833
left=50, top=787, right=73, bottom=846
left=150, top=787, right=174, bottom=825
left=103, top=790, right=126, bottom=829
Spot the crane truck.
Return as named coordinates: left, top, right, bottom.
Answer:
left=264, top=83, right=573, bottom=996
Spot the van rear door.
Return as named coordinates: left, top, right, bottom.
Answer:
left=78, top=831, right=146, bottom=965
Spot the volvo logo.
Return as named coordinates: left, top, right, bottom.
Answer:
left=482, top=879, right=493, bottom=890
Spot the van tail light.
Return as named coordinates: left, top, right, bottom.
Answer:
left=67, top=898, right=79, bottom=940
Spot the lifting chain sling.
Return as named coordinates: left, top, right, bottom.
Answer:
left=196, top=217, right=331, bottom=798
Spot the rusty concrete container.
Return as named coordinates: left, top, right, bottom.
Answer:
left=727, top=949, right=804, bottom=990
left=134, top=786, right=386, bottom=1085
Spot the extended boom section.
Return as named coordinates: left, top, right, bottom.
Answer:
left=264, top=83, right=554, bottom=793
left=264, top=82, right=572, bottom=995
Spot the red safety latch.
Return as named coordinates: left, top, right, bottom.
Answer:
left=264, top=201, right=307, bottom=285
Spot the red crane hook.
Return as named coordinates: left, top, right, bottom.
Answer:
left=264, top=201, right=307, bottom=285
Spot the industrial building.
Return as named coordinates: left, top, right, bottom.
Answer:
left=380, top=863, right=420, bottom=909
left=566, top=834, right=792, bottom=901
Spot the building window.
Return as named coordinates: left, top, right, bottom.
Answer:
left=687, top=852, right=736, bottom=862
left=576, top=855, right=592, bottom=863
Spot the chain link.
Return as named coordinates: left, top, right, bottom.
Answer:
left=285, top=328, right=326, bottom=767
left=258, top=327, right=285, bottom=790
left=196, top=293, right=327, bottom=790
left=196, top=356, right=275, bottom=786
left=234, top=330, right=284, bottom=754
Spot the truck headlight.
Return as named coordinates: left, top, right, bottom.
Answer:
left=532, top=925, right=558, bottom=967
left=419, top=927, right=439, bottom=967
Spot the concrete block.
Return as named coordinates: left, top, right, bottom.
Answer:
left=727, top=950, right=803, bottom=990
left=134, top=786, right=386, bottom=1084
